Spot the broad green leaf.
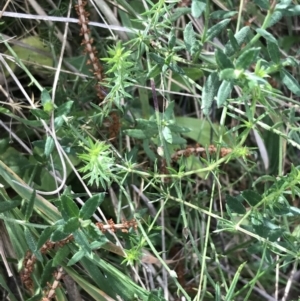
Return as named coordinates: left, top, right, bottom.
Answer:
left=61, top=195, right=80, bottom=219
left=162, top=126, right=173, bottom=143
left=217, top=80, right=233, bottom=107
left=225, top=27, right=250, bottom=56
left=30, top=109, right=50, bottom=120
left=242, top=190, right=261, bottom=206
left=175, top=117, right=229, bottom=145
left=51, top=226, right=70, bottom=242
left=278, top=5, right=300, bottom=16
left=184, top=22, right=200, bottom=56
left=215, top=49, right=234, bottom=70
left=191, top=0, right=206, bottom=18
left=205, top=19, right=231, bottom=42
left=73, top=229, right=91, bottom=253
left=267, top=41, right=280, bottom=64
left=37, top=226, right=56, bottom=250
left=201, top=72, right=220, bottom=115
left=253, top=0, right=270, bottom=9
left=210, top=10, right=237, bottom=19
left=124, top=129, right=147, bottom=139
left=68, top=249, right=86, bottom=266
left=169, top=134, right=186, bottom=145
left=40, top=260, right=56, bottom=287
left=79, top=193, right=105, bottom=220
left=236, top=48, right=260, bottom=69
left=219, top=68, right=242, bottom=81
left=24, top=227, right=38, bottom=254
left=280, top=69, right=300, bottom=96
left=0, top=200, right=21, bottom=213
left=56, top=100, right=74, bottom=117
left=267, top=11, right=283, bottom=27
left=62, top=217, right=80, bottom=234
left=41, top=89, right=54, bottom=113
left=44, top=136, right=54, bottom=158
left=3, top=36, right=53, bottom=77
left=256, top=28, right=277, bottom=43
left=52, top=245, right=70, bottom=266
left=25, top=189, right=36, bottom=221
left=226, top=195, right=246, bottom=214
left=170, top=7, right=191, bottom=22
left=149, top=53, right=165, bottom=65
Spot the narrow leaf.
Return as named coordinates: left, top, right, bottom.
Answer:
left=62, top=217, right=80, bottom=234
left=256, top=28, right=277, bottom=44
left=280, top=69, right=300, bottom=96
left=201, top=72, right=220, bottom=115
left=79, top=193, right=105, bottom=220
left=0, top=200, right=21, bottom=213
left=184, top=22, right=200, bottom=56
left=25, top=189, right=36, bottom=221
left=40, top=260, right=56, bottom=287
left=236, top=48, right=260, bottom=69
left=242, top=190, right=261, bottom=206
left=226, top=195, right=246, bottom=214
left=61, top=195, right=80, bottom=219
left=205, top=19, right=231, bottom=42
left=53, top=245, right=70, bottom=266
left=267, top=41, right=280, bottom=64
left=217, top=80, right=233, bottom=107
left=225, top=27, right=250, bottom=56
left=191, top=0, right=206, bottom=18
left=215, top=49, right=234, bottom=69
left=162, top=127, right=173, bottom=143
left=253, top=0, right=270, bottom=9
left=44, top=136, right=54, bottom=158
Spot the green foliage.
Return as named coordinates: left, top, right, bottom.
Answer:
left=2, top=0, right=300, bottom=300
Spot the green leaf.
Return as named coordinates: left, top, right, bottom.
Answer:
left=267, top=41, right=280, bottom=64
left=183, top=22, right=200, bottom=56
left=278, top=5, right=300, bottom=16
left=280, top=69, right=300, bottom=96
left=210, top=10, right=237, bottom=19
left=268, top=11, right=283, bottom=27
left=25, top=189, right=35, bottom=221
left=253, top=0, right=270, bottom=9
left=162, top=126, right=173, bottom=143
left=124, top=129, right=148, bottom=139
left=205, top=19, right=231, bottom=42
left=37, top=226, right=56, bottom=250
left=219, top=68, right=242, bottom=81
left=226, top=195, right=246, bottom=214
left=0, top=200, right=21, bottom=213
left=24, top=227, right=39, bottom=255
left=41, top=89, right=54, bottom=113
left=215, top=49, right=234, bottom=70
left=242, top=190, right=261, bottom=206
left=52, top=245, right=70, bottom=266
left=224, top=30, right=239, bottom=56
left=56, top=100, right=73, bottom=117
left=201, top=72, right=220, bottom=115
left=225, top=27, right=250, bottom=56
left=217, top=80, right=233, bottom=107
left=61, top=195, right=80, bottom=219
left=149, top=53, right=165, bottom=65
left=175, top=117, right=229, bottom=145
left=79, top=193, right=105, bottom=220
left=62, top=217, right=80, bottom=234
left=73, top=229, right=91, bottom=253
left=51, top=226, right=70, bottom=242
left=256, top=28, right=277, bottom=43
left=40, top=260, right=56, bottom=287
left=236, top=48, right=260, bottom=69
left=44, top=136, right=54, bottom=158
left=191, top=0, right=206, bottom=18
left=30, top=109, right=50, bottom=120
left=68, top=249, right=86, bottom=266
